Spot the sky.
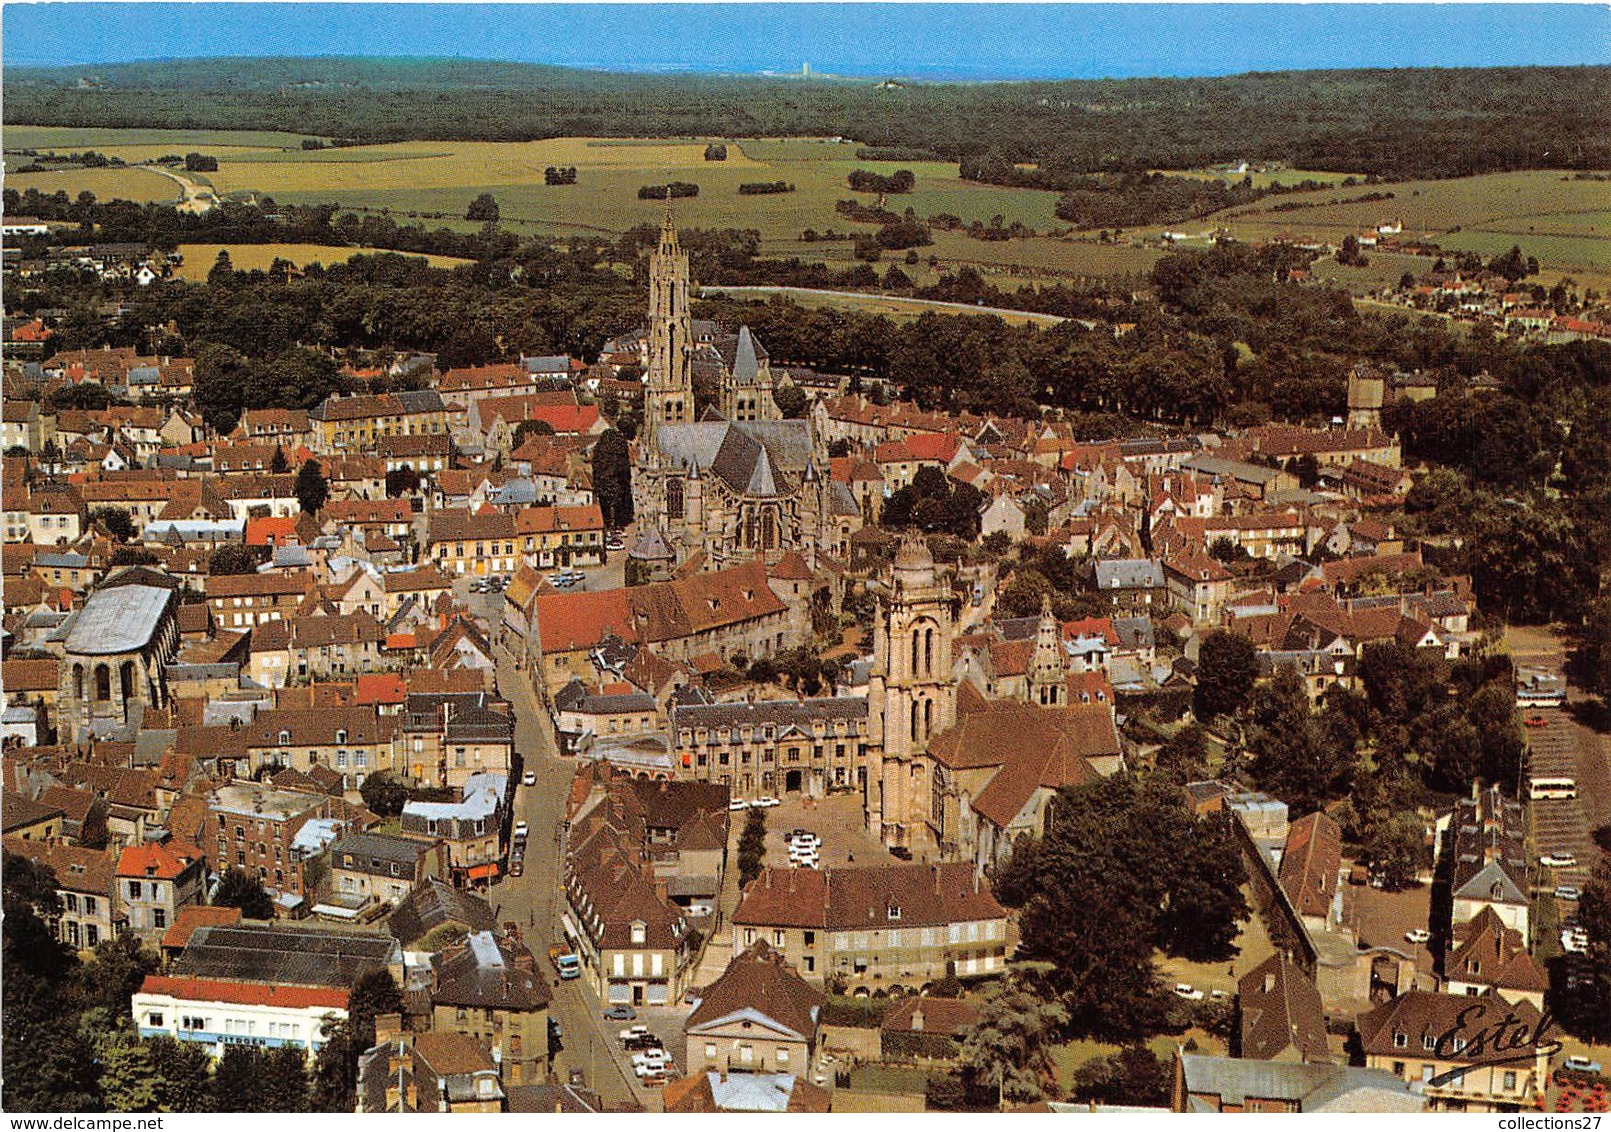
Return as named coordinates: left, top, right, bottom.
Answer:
left=5, top=3, right=1610, bottom=80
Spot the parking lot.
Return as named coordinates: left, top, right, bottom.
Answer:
left=1525, top=710, right=1597, bottom=892
left=748, top=792, right=901, bottom=872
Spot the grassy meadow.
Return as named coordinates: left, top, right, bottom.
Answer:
left=5, top=164, right=182, bottom=205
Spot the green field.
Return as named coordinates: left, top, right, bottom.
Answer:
left=11, top=125, right=1610, bottom=288
left=1169, top=169, right=1611, bottom=283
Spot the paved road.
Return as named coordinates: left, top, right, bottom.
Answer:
left=490, top=635, right=650, bottom=1110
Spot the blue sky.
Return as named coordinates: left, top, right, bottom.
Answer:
left=6, top=4, right=1609, bottom=79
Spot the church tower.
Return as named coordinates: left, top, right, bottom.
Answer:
left=642, top=203, right=694, bottom=454
left=865, top=535, right=957, bottom=847
left=1028, top=594, right=1068, bottom=707
left=719, top=326, right=779, bottom=422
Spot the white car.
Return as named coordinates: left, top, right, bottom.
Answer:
left=1562, top=929, right=1590, bottom=954
left=729, top=798, right=750, bottom=812
left=1404, top=929, right=1431, bottom=945
left=1173, top=983, right=1205, bottom=1001
left=753, top=795, right=781, bottom=809
left=522, top=771, right=537, bottom=787
left=619, top=1025, right=651, bottom=1042
left=1555, top=885, right=1582, bottom=901
left=1540, top=853, right=1579, bottom=869
left=513, top=820, right=529, bottom=840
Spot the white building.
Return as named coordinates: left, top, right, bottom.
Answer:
left=134, top=974, right=347, bottom=1058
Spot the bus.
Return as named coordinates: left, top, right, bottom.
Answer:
left=1528, top=777, right=1578, bottom=801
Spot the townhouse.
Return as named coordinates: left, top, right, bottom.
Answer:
left=1357, top=990, right=1549, bottom=1112
left=324, top=830, right=447, bottom=915
left=307, top=390, right=456, bottom=452
left=239, top=705, right=399, bottom=785
left=730, top=862, right=1010, bottom=989
left=206, top=570, right=315, bottom=629
left=514, top=504, right=605, bottom=569
left=117, top=839, right=206, bottom=941
left=246, top=613, right=390, bottom=687
left=201, top=782, right=363, bottom=906
left=428, top=932, right=551, bottom=1086
left=426, top=508, right=519, bottom=577
left=1, top=836, right=123, bottom=950
left=685, top=941, right=825, bottom=1077
left=399, top=774, right=506, bottom=885
left=399, top=692, right=515, bottom=790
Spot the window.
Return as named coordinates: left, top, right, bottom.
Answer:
left=146, top=1012, right=164, bottom=1028
left=85, top=924, right=99, bottom=947
left=1393, top=1032, right=1407, bottom=1049
left=83, top=895, right=97, bottom=916
left=777, top=1048, right=790, bottom=1064
left=64, top=893, right=79, bottom=913
left=804, top=931, right=815, bottom=946
left=1503, top=1071, right=1517, bottom=1091
left=744, top=929, right=756, bottom=946
left=126, top=880, right=142, bottom=901
left=1421, top=1035, right=1435, bottom=1051
left=153, top=908, right=166, bottom=929
left=705, top=1043, right=716, bottom=1060
left=336, top=729, right=347, bottom=744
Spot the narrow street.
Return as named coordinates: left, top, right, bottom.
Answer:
left=490, top=633, right=650, bottom=1110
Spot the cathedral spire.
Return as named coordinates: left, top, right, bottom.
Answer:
left=659, top=191, right=679, bottom=255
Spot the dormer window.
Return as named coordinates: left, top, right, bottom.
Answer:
left=1422, top=1035, right=1436, bottom=1052
left=336, top=729, right=348, bottom=744
left=279, top=730, right=291, bottom=745
left=630, top=921, right=647, bottom=945
left=1393, top=1032, right=1407, bottom=1049
left=887, top=903, right=902, bottom=921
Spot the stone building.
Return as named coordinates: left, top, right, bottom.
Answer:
left=53, top=570, right=181, bottom=742
left=670, top=696, right=870, bottom=800
left=631, top=210, right=835, bottom=572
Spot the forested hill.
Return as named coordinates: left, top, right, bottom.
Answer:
left=8, top=57, right=1611, bottom=178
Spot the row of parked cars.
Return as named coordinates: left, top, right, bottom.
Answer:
left=617, top=1024, right=672, bottom=1083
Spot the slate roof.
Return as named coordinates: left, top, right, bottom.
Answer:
left=1178, top=1054, right=1422, bottom=1113
left=385, top=876, right=496, bottom=947
left=1238, top=955, right=1332, bottom=1063
left=686, top=940, right=824, bottom=1039
left=733, top=862, right=1005, bottom=931
left=671, top=696, right=866, bottom=734
left=170, top=923, right=401, bottom=989
left=430, top=931, right=549, bottom=1012
left=1094, top=559, right=1165, bottom=590
left=653, top=420, right=816, bottom=497
left=61, top=583, right=174, bottom=655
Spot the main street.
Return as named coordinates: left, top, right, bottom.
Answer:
left=489, top=626, right=651, bottom=1110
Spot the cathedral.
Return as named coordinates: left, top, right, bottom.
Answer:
left=631, top=209, right=844, bottom=572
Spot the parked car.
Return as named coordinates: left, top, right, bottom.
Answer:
left=1404, top=929, right=1431, bottom=944
left=1540, top=853, right=1579, bottom=868
left=1556, top=885, right=1582, bottom=901
left=513, top=820, right=530, bottom=840
left=604, top=1006, right=637, bottom=1023
left=522, top=771, right=537, bottom=787
left=753, top=795, right=781, bottom=809
left=1564, top=1056, right=1604, bottom=1074
left=619, top=1024, right=651, bottom=1042
left=728, top=798, right=750, bottom=812
left=1523, top=715, right=1549, bottom=728
left=1173, top=983, right=1205, bottom=1001
left=624, top=1035, right=663, bottom=1052
left=508, top=853, right=523, bottom=878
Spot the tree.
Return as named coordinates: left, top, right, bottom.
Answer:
left=1071, top=1046, right=1171, bottom=1107
left=956, top=980, right=1069, bottom=1104
left=590, top=428, right=633, bottom=529
left=145, top=1036, right=213, bottom=1112
left=385, top=467, right=421, bottom=497
left=213, top=867, right=275, bottom=919
left=1194, top=631, right=1258, bottom=722
left=270, top=445, right=291, bottom=474
left=1563, top=862, right=1611, bottom=1043
left=91, top=506, right=136, bottom=542
left=1359, top=812, right=1426, bottom=891
left=465, top=193, right=500, bottom=222
left=737, top=807, right=767, bottom=889
left=513, top=418, right=555, bottom=447
left=773, top=383, right=808, bottom=419
left=295, top=458, right=329, bottom=515
left=995, top=775, right=1244, bottom=1040
left=1152, top=723, right=1209, bottom=785
left=208, top=249, right=235, bottom=285
left=1247, top=668, right=1349, bottom=815
left=98, top=1041, right=160, bottom=1112
left=208, top=543, right=264, bottom=576
left=359, top=771, right=410, bottom=817
left=252, top=348, right=342, bottom=412
left=311, top=968, right=399, bottom=1111
left=828, top=439, right=851, bottom=458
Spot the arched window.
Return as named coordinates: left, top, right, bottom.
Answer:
left=94, top=665, right=111, bottom=701
left=910, top=628, right=920, bottom=677
left=761, top=508, right=777, bottom=550
left=910, top=699, right=919, bottom=744
left=667, top=477, right=684, bottom=519
left=120, top=661, right=136, bottom=703
left=924, top=628, right=934, bottom=676
left=73, top=664, right=84, bottom=702
left=923, top=698, right=933, bottom=738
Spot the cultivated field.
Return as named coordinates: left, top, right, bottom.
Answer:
left=1177, top=169, right=1611, bottom=282
left=5, top=164, right=181, bottom=204
left=172, top=242, right=471, bottom=280
left=10, top=125, right=1610, bottom=288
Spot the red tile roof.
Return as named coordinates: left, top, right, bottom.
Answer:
left=138, top=974, right=348, bottom=1011
left=116, top=839, right=201, bottom=881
